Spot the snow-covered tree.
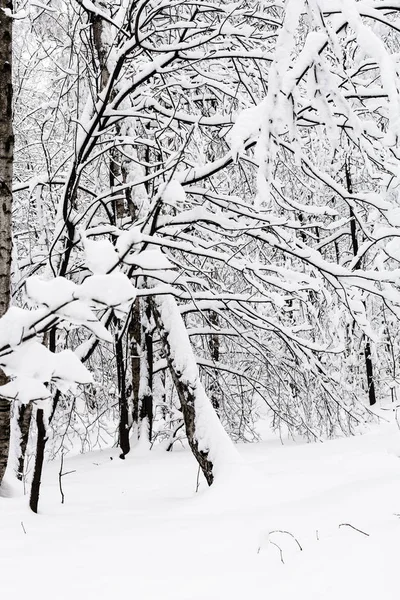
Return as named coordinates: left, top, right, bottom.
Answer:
left=3, top=0, right=400, bottom=509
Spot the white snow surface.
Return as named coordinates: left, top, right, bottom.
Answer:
left=1, top=422, right=400, bottom=599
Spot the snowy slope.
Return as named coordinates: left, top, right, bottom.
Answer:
left=1, top=424, right=400, bottom=599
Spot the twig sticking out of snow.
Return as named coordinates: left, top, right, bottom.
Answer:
left=257, top=529, right=303, bottom=561
left=269, top=529, right=303, bottom=551
left=269, top=540, right=284, bottom=564
left=339, top=523, right=370, bottom=537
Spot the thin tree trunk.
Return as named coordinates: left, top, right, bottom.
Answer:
left=116, top=321, right=130, bottom=458
left=129, top=297, right=141, bottom=429
left=139, top=298, right=153, bottom=440
left=28, top=331, right=54, bottom=510
left=345, top=159, right=376, bottom=406
left=0, top=372, right=10, bottom=485
left=129, top=297, right=153, bottom=442
left=209, top=311, right=220, bottom=414
left=29, top=408, right=46, bottom=513
left=16, top=402, right=32, bottom=481
left=364, top=338, right=376, bottom=406
left=0, top=0, right=14, bottom=488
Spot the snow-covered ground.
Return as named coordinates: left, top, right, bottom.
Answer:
left=2, top=422, right=400, bottom=599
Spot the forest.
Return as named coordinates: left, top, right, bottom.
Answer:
left=1, top=1, right=400, bottom=598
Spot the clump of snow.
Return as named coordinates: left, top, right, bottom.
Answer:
left=116, top=227, right=142, bottom=257
left=25, top=276, right=77, bottom=308
left=1, top=341, right=92, bottom=387
left=161, top=179, right=187, bottom=205
left=82, top=236, right=118, bottom=274
left=0, top=376, right=50, bottom=404
left=123, top=248, right=174, bottom=270
left=0, top=306, right=42, bottom=348
left=228, top=99, right=267, bottom=160
left=77, top=272, right=136, bottom=307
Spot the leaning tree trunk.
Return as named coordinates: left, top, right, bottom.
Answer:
left=0, top=0, right=14, bottom=488
left=151, top=295, right=239, bottom=486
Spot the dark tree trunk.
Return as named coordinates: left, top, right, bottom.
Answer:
left=129, top=297, right=153, bottom=442
left=16, top=402, right=32, bottom=481
left=0, top=370, right=10, bottom=486
left=129, top=297, right=141, bottom=428
left=345, top=160, right=376, bottom=406
left=364, top=339, right=376, bottom=406
left=28, top=330, right=55, bottom=509
left=139, top=298, right=153, bottom=440
left=0, top=0, right=14, bottom=488
left=116, top=322, right=130, bottom=458
left=29, top=408, right=46, bottom=513
left=209, top=311, right=220, bottom=413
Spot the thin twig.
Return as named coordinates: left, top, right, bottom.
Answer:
left=195, top=464, right=201, bottom=493
left=270, top=540, right=284, bottom=563
left=339, top=523, right=370, bottom=537
left=269, top=529, right=303, bottom=551
left=58, top=453, right=76, bottom=505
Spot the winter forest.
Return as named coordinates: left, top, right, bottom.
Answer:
left=2, top=0, right=400, bottom=598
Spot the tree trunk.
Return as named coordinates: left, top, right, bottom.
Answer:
left=129, top=297, right=154, bottom=442
left=0, top=371, right=10, bottom=485
left=16, top=402, right=32, bottom=481
left=152, top=295, right=239, bottom=486
left=209, top=311, right=220, bottom=414
left=0, top=0, right=14, bottom=488
left=129, top=297, right=141, bottom=429
left=116, top=321, right=130, bottom=458
left=139, top=298, right=153, bottom=440
left=345, top=159, right=376, bottom=406
left=29, top=408, right=46, bottom=513
left=364, top=338, right=376, bottom=406
left=154, top=300, right=214, bottom=485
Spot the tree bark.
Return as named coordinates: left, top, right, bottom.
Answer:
left=209, top=311, right=220, bottom=414
left=29, top=408, right=46, bottom=513
left=139, top=298, right=153, bottom=440
left=0, top=0, right=14, bottom=488
left=364, top=338, right=376, bottom=406
left=16, top=402, right=32, bottom=481
left=116, top=321, right=130, bottom=458
left=0, top=371, right=10, bottom=485
left=129, top=297, right=141, bottom=428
